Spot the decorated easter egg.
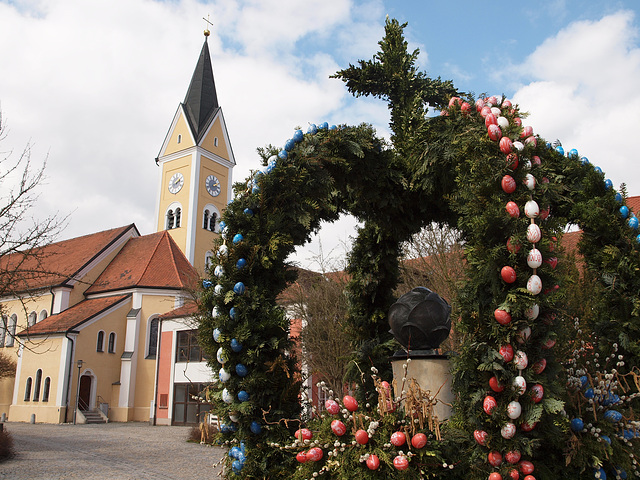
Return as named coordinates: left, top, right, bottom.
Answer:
left=506, top=201, right=520, bottom=218
left=524, top=200, right=539, bottom=219
left=525, top=304, right=539, bottom=320
left=501, top=422, right=517, bottom=439
left=506, top=450, right=521, bottom=464
left=237, top=390, right=249, bottom=402
left=325, top=399, right=340, bottom=415
left=527, top=249, right=542, bottom=269
left=481, top=105, right=492, bottom=117
left=532, top=358, right=547, bottom=374
left=513, top=141, right=524, bottom=151
left=494, top=309, right=512, bottom=325
left=217, top=347, right=227, bottom=364
left=293, top=129, right=304, bottom=143
left=331, top=420, right=347, bottom=436
left=526, top=224, right=541, bottom=243
left=490, top=376, right=505, bottom=393
left=222, top=388, right=233, bottom=404
left=532, top=155, right=541, bottom=166
left=502, top=175, right=517, bottom=194
left=501, top=266, right=517, bottom=283
left=411, top=433, right=428, bottom=449
left=295, top=428, right=312, bottom=441
left=518, top=327, right=531, bottom=344
left=391, top=431, right=406, bottom=446
left=509, top=470, right=520, bottom=480
left=543, top=257, right=558, bottom=269
left=461, top=102, right=471, bottom=113
left=307, top=124, right=318, bottom=135
left=604, top=410, right=622, bottom=423
left=570, top=418, right=584, bottom=431
left=296, top=451, right=308, bottom=463
left=474, top=429, right=488, bottom=445
left=521, top=421, right=536, bottom=432
left=485, top=113, right=498, bottom=127
left=527, top=275, right=542, bottom=295
left=393, top=455, right=409, bottom=470
left=519, top=461, right=535, bottom=475
left=230, top=339, right=242, bottom=352
left=491, top=106, right=501, bottom=115
left=484, top=395, right=497, bottom=415
left=214, top=284, right=224, bottom=295
left=499, top=344, right=514, bottom=362
left=476, top=98, right=486, bottom=111
left=232, top=233, right=243, bottom=244
left=513, top=376, right=527, bottom=395
left=488, top=124, right=502, bottom=141
left=250, top=421, right=262, bottom=434
left=213, top=328, right=222, bottom=342
left=306, top=447, right=323, bottom=462
left=355, top=429, right=369, bottom=445
left=506, top=153, right=519, bottom=169
left=214, top=265, right=224, bottom=277
left=524, top=173, right=536, bottom=190
left=514, top=351, right=528, bottom=370
left=343, top=395, right=358, bottom=412
left=488, top=451, right=503, bottom=467
left=236, top=258, right=247, bottom=269
left=542, top=338, right=556, bottom=350
left=218, top=244, right=228, bottom=256
left=500, top=137, right=514, bottom=154
left=219, top=368, right=231, bottom=382
left=507, top=401, right=522, bottom=419
left=531, top=384, right=544, bottom=403
left=234, top=282, right=246, bottom=295
left=489, top=473, right=503, bottom=480
left=235, top=364, right=248, bottom=377
left=507, top=237, right=521, bottom=253
left=497, top=116, right=509, bottom=128
left=366, top=454, right=380, bottom=470
left=520, top=126, right=533, bottom=138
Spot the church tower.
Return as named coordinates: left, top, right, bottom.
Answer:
left=155, top=31, right=234, bottom=275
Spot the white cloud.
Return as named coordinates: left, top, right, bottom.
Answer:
left=512, top=10, right=640, bottom=196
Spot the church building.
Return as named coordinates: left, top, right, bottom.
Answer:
left=0, top=30, right=232, bottom=425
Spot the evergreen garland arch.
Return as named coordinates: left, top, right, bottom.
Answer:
left=199, top=18, right=640, bottom=480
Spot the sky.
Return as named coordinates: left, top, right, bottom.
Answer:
left=0, top=0, right=639, bottom=270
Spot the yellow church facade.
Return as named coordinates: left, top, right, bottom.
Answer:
left=0, top=34, right=231, bottom=425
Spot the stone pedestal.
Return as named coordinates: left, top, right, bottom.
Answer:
left=390, top=354, right=454, bottom=421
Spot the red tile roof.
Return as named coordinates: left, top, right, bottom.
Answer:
left=0, top=225, right=137, bottom=294
left=85, top=231, right=198, bottom=295
left=18, top=294, right=131, bottom=336
left=158, top=300, right=199, bottom=320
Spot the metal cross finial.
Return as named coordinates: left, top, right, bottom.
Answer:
left=203, top=14, right=213, bottom=37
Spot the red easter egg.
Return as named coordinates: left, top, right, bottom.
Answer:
left=501, top=266, right=517, bottom=283
left=525, top=136, right=537, bottom=147
left=500, top=137, right=514, bottom=154
left=440, top=110, right=449, bottom=116
left=506, top=153, right=519, bottom=169
left=476, top=99, right=485, bottom=111
left=505, top=450, right=521, bottom=464
left=295, top=428, right=313, bottom=441
left=390, top=431, right=406, bottom=446
left=481, top=106, right=492, bottom=117
left=531, top=384, right=544, bottom=403
left=520, top=126, right=533, bottom=138
left=494, top=309, right=512, bottom=325
left=524, top=476, right=536, bottom=480
left=366, top=454, right=380, bottom=470
left=507, top=237, right=521, bottom=253
left=411, top=433, right=428, bottom=449
left=531, top=155, right=541, bottom=166
left=514, top=117, right=522, bottom=127
left=461, top=102, right=471, bottom=113
left=520, top=422, right=536, bottom=432
left=489, top=473, right=503, bottom=480
left=343, top=395, right=358, bottom=412
left=501, top=175, right=516, bottom=193
left=488, top=124, right=502, bottom=141
left=503, top=100, right=512, bottom=108
left=489, top=375, right=505, bottom=392
left=487, top=96, right=498, bottom=106
left=483, top=395, right=497, bottom=415
left=355, top=429, right=369, bottom=445
left=448, top=96, right=460, bottom=107
left=519, top=461, right=534, bottom=475
left=542, top=338, right=556, bottom=350
left=393, top=455, right=409, bottom=470
left=488, top=451, right=503, bottom=467
left=325, top=399, right=340, bottom=415
left=543, top=257, right=558, bottom=269
left=510, top=469, right=520, bottom=480
left=506, top=201, right=520, bottom=218
left=296, top=451, right=308, bottom=463
left=474, top=429, right=488, bottom=445
left=306, top=447, right=323, bottom=462
left=485, top=113, right=498, bottom=127
left=499, top=344, right=514, bottom=362
left=331, top=420, right=347, bottom=436
left=532, top=358, right=547, bottom=374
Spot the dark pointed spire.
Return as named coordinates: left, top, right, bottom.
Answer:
left=182, top=37, right=219, bottom=142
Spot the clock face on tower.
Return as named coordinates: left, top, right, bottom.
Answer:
left=205, top=175, right=221, bottom=197
left=168, top=172, right=184, bottom=194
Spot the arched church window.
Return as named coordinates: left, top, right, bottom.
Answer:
left=28, top=311, right=37, bottom=327
left=209, top=212, right=217, bottom=232
left=0, top=316, right=5, bottom=347
left=5, top=314, right=17, bottom=347
left=108, top=332, right=116, bottom=353
left=166, top=210, right=175, bottom=229
left=175, top=208, right=181, bottom=228
left=33, top=369, right=42, bottom=401
left=96, top=330, right=105, bottom=352
left=39, top=310, right=48, bottom=322
left=147, top=317, right=159, bottom=359
left=24, top=377, right=32, bottom=401
left=42, top=377, right=51, bottom=402
left=203, top=209, right=209, bottom=229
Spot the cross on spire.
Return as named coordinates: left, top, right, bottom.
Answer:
left=203, top=15, right=213, bottom=37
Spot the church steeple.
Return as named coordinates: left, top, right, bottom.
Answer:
left=182, top=38, right=219, bottom=143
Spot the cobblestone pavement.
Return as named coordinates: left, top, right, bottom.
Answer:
left=0, top=422, right=226, bottom=479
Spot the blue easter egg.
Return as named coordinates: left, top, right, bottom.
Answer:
left=250, top=421, right=262, bottom=434
left=605, top=179, right=613, bottom=189
left=266, top=162, right=275, bottom=174
left=628, top=217, right=639, bottom=230
left=546, top=142, right=552, bottom=149
left=230, top=339, right=242, bottom=353
left=601, top=435, right=611, bottom=444
left=319, top=121, right=328, bottom=130
left=238, top=390, right=249, bottom=402
left=293, top=129, right=304, bottom=143
left=284, top=138, right=295, bottom=152
left=236, top=258, right=247, bottom=269
left=219, top=221, right=226, bottom=230
left=254, top=170, right=263, bottom=180
left=213, top=328, right=222, bottom=342
left=568, top=148, right=578, bottom=158
left=220, top=423, right=230, bottom=433
left=636, top=233, right=640, bottom=244
left=329, top=125, right=337, bottom=130
left=233, top=233, right=244, bottom=244
left=234, top=282, right=246, bottom=295
left=229, top=307, right=237, bottom=319
left=244, top=208, right=253, bottom=216
left=229, top=446, right=240, bottom=458
left=615, top=466, right=628, bottom=479
left=584, top=388, right=595, bottom=399
left=307, top=124, right=318, bottom=135
left=594, top=166, right=602, bottom=174
left=605, top=410, right=622, bottom=423
left=581, top=156, right=590, bottom=165
left=593, top=467, right=606, bottom=479
left=580, top=375, right=589, bottom=388
left=620, top=206, right=629, bottom=218
left=555, top=145, right=565, bottom=156
left=232, top=460, right=243, bottom=472
left=570, top=418, right=584, bottom=432
left=278, top=150, right=288, bottom=160
left=252, top=184, right=260, bottom=194
left=203, top=280, right=212, bottom=288
left=236, top=364, right=248, bottom=377
left=615, top=193, right=623, bottom=203
left=228, top=423, right=237, bottom=432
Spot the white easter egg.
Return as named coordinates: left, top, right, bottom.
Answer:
left=525, top=304, right=540, bottom=320
left=507, top=401, right=522, bottom=419
left=525, top=200, right=539, bottom=219
left=527, top=248, right=543, bottom=269
left=526, top=224, right=541, bottom=243
left=524, top=173, right=536, bottom=190
left=527, top=274, right=542, bottom=295
left=513, top=375, right=527, bottom=395
left=514, top=350, right=528, bottom=370
left=501, top=422, right=516, bottom=439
